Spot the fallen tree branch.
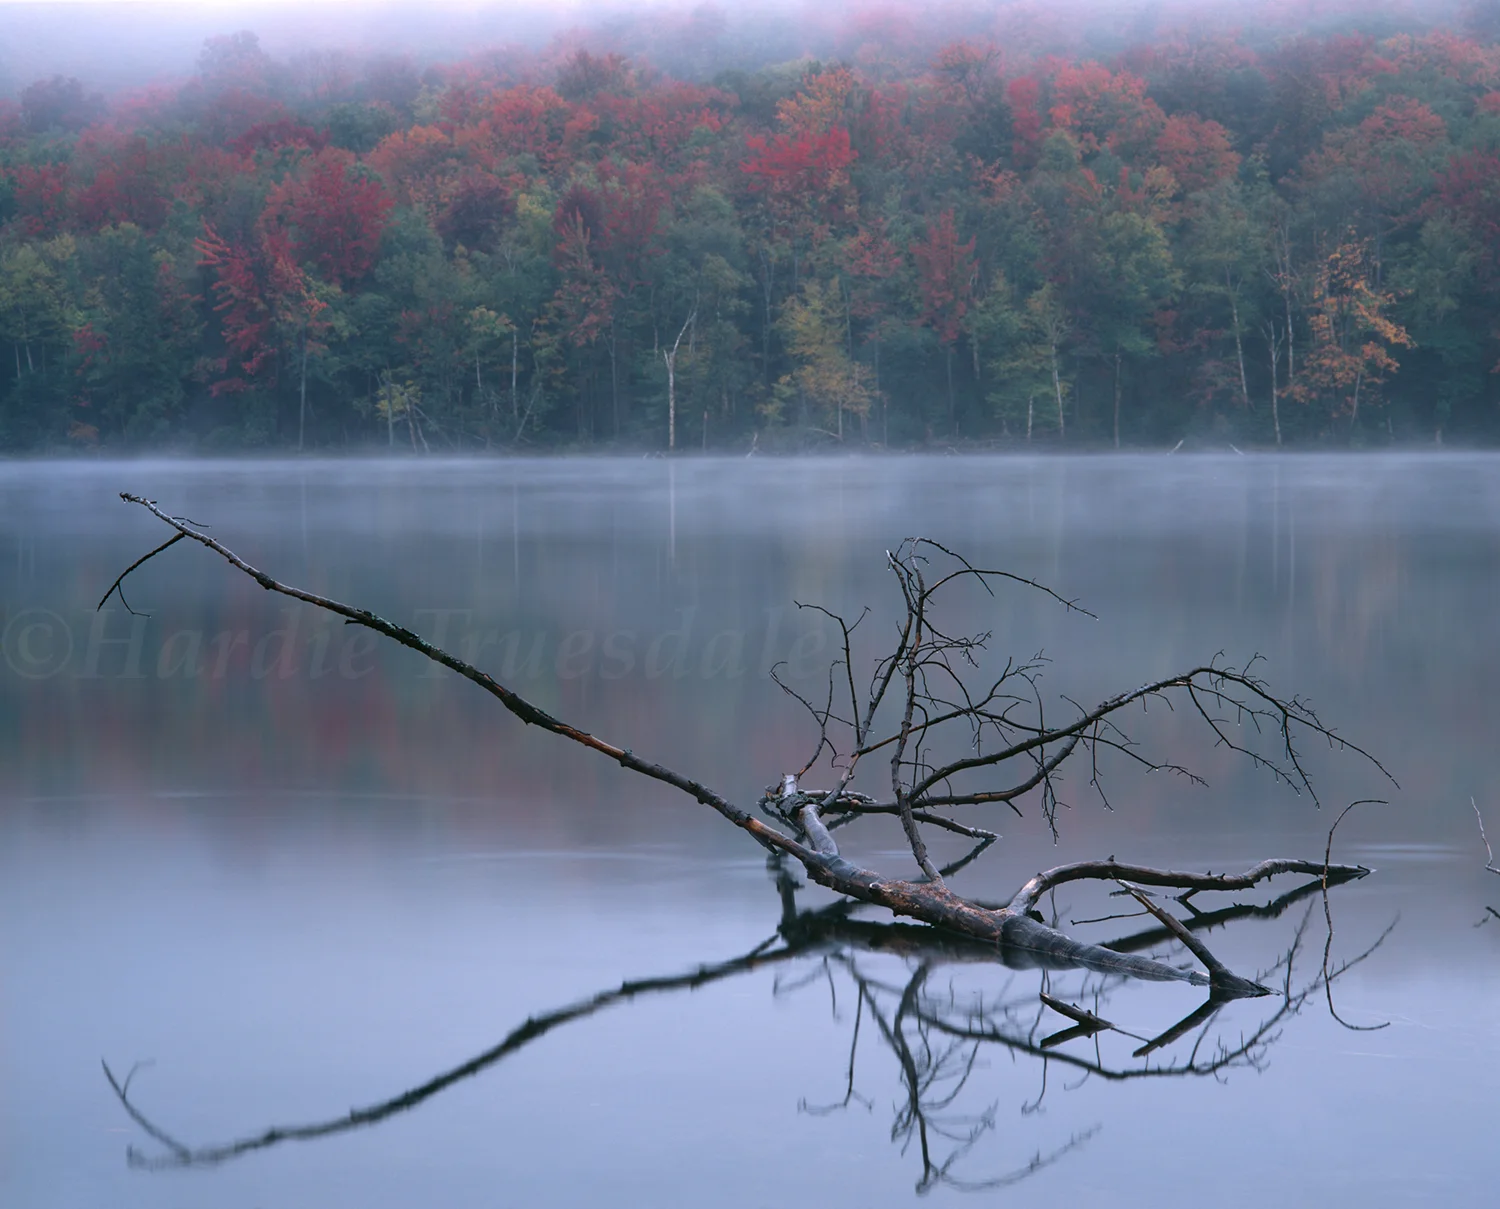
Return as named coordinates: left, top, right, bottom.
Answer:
left=106, top=505, right=1385, bottom=1000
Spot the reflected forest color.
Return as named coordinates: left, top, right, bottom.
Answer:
left=3, top=2, right=1500, bottom=1207
left=6, top=0, right=1500, bottom=450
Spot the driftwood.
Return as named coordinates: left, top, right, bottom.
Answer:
left=103, top=853, right=1390, bottom=1191
left=103, top=499, right=1392, bottom=997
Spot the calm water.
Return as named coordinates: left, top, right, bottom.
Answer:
left=2, top=455, right=1497, bottom=1207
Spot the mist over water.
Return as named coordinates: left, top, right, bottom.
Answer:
left=2, top=454, right=1497, bottom=1206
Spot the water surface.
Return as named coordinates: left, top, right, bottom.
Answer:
left=2, top=455, right=1497, bottom=1206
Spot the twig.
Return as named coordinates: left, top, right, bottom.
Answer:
left=1321, top=800, right=1390, bottom=1031
left=96, top=531, right=184, bottom=615
left=1039, top=993, right=1112, bottom=1032
left=1116, top=881, right=1270, bottom=997
left=1472, top=798, right=1499, bottom=875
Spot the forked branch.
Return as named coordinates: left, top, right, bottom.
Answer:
left=107, top=503, right=1384, bottom=999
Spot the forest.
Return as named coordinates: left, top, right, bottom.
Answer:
left=3, top=1, right=1500, bottom=451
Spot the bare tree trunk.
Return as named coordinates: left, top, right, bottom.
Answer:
left=664, top=351, right=677, bottom=451
left=758, top=247, right=774, bottom=390
left=1112, top=351, right=1122, bottom=450
left=1027, top=395, right=1034, bottom=443
left=945, top=346, right=956, bottom=437
left=608, top=318, right=619, bottom=439
left=298, top=337, right=309, bottom=452
left=511, top=327, right=519, bottom=427
left=1280, top=226, right=1296, bottom=386
left=1051, top=341, right=1065, bottom=439
left=663, top=301, right=697, bottom=452
left=1228, top=269, right=1251, bottom=412
left=1264, top=321, right=1283, bottom=448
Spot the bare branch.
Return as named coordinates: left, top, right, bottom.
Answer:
left=1473, top=798, right=1499, bottom=875
left=1321, top=800, right=1391, bottom=1032
left=96, top=531, right=184, bottom=615
left=114, top=493, right=808, bottom=862
left=1007, top=857, right=1370, bottom=917
left=1116, top=881, right=1270, bottom=998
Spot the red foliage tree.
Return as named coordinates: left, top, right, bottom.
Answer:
left=228, top=119, right=329, bottom=159
left=476, top=85, right=574, bottom=170
left=194, top=224, right=277, bottom=393
left=8, top=163, right=70, bottom=237
left=72, top=135, right=174, bottom=231
left=1436, top=148, right=1500, bottom=278
left=1048, top=63, right=1165, bottom=160
left=595, top=82, right=727, bottom=168
left=913, top=209, right=977, bottom=346
left=913, top=208, right=978, bottom=432
left=742, top=126, right=858, bottom=226
left=1006, top=76, right=1045, bottom=165
left=1155, top=114, right=1240, bottom=194
left=261, top=150, right=393, bottom=285
left=550, top=209, right=619, bottom=350
left=435, top=169, right=514, bottom=251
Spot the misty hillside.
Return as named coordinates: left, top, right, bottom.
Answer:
left=2, top=0, right=1500, bottom=450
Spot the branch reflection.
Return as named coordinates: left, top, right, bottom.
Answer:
left=104, top=856, right=1390, bottom=1192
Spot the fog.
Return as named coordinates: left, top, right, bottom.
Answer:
left=0, top=0, right=1474, bottom=96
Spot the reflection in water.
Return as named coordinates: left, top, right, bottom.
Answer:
left=104, top=855, right=1385, bottom=1194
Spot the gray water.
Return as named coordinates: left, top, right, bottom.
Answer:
left=2, top=455, right=1497, bottom=1207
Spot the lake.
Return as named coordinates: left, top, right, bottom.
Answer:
left=2, top=454, right=1497, bottom=1207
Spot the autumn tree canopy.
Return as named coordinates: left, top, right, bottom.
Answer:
left=2, top=7, right=1500, bottom=449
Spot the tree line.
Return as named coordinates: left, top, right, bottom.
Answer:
left=3, top=10, right=1500, bottom=451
